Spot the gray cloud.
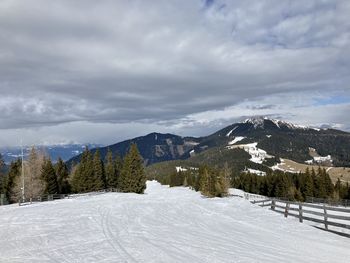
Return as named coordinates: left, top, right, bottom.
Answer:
left=0, top=0, right=349, bottom=146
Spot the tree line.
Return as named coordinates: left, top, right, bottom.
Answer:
left=0, top=144, right=146, bottom=203
left=154, top=165, right=231, bottom=198
left=232, top=167, right=350, bottom=201
left=152, top=163, right=350, bottom=201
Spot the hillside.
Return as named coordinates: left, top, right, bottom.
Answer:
left=0, top=181, right=349, bottom=262
left=68, top=117, right=350, bottom=169
left=272, top=158, right=350, bottom=184
left=193, top=118, right=350, bottom=167
left=67, top=133, right=201, bottom=167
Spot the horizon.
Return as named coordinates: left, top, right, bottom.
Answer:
left=0, top=116, right=346, bottom=148
left=0, top=0, right=349, bottom=147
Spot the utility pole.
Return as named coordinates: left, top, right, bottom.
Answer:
left=21, top=140, right=25, bottom=203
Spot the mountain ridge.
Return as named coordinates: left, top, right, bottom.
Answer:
left=66, top=117, right=350, bottom=167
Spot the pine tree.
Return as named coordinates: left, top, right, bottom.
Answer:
left=55, top=157, right=70, bottom=194
left=222, top=162, right=231, bottom=191
left=5, top=159, right=21, bottom=203
left=119, top=144, right=146, bottom=193
left=71, top=147, right=94, bottom=193
left=105, top=148, right=116, bottom=188
left=70, top=163, right=82, bottom=193
left=84, top=149, right=94, bottom=191
left=114, top=154, right=123, bottom=189
left=294, top=188, right=303, bottom=201
left=0, top=154, right=4, bottom=191
left=93, top=150, right=105, bottom=191
left=302, top=168, right=314, bottom=200
left=322, top=169, right=333, bottom=197
left=314, top=167, right=326, bottom=198
left=199, top=167, right=211, bottom=197
left=274, top=173, right=290, bottom=198
left=41, top=158, right=58, bottom=194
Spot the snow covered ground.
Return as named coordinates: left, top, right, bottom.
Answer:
left=244, top=168, right=266, bottom=176
left=228, top=136, right=246, bottom=145
left=0, top=181, right=349, bottom=263
left=228, top=142, right=273, bottom=164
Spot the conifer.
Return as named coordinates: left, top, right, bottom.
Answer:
left=199, top=167, right=211, bottom=197
left=41, top=158, right=58, bottom=194
left=302, top=168, right=314, bottom=199
left=56, top=157, right=70, bottom=194
left=119, top=144, right=146, bottom=193
left=105, top=148, right=116, bottom=188
left=5, top=159, right=21, bottom=203
left=93, top=150, right=105, bottom=190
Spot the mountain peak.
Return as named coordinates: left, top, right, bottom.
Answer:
left=242, top=117, right=318, bottom=131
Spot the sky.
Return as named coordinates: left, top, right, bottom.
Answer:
left=0, top=0, right=349, bottom=147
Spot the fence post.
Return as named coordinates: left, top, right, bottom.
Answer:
left=284, top=202, right=290, bottom=218
left=271, top=200, right=275, bottom=211
left=299, top=203, right=303, bottom=223
left=323, top=204, right=328, bottom=230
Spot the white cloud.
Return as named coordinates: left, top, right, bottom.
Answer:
left=0, top=0, right=349, bottom=146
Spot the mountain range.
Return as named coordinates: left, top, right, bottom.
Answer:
left=67, top=117, right=350, bottom=169
left=0, top=144, right=102, bottom=164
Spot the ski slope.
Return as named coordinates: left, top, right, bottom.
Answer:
left=0, top=181, right=349, bottom=263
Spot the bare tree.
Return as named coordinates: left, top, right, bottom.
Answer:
left=12, top=147, right=46, bottom=202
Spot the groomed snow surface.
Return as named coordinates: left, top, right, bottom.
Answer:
left=0, top=181, right=349, bottom=263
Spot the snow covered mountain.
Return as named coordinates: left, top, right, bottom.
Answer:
left=242, top=117, right=319, bottom=130
left=67, top=117, right=350, bottom=168
left=192, top=117, right=350, bottom=166
left=0, top=144, right=102, bottom=164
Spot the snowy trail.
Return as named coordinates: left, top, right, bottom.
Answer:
left=0, top=181, right=349, bottom=263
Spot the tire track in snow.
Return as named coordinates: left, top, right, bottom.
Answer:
left=119, top=204, right=204, bottom=263
left=99, top=206, right=137, bottom=263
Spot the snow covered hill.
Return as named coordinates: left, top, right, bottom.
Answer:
left=0, top=181, right=349, bottom=262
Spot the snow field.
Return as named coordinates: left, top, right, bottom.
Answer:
left=228, top=142, right=273, bottom=164
left=0, top=181, right=349, bottom=263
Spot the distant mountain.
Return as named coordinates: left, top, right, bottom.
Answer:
left=0, top=144, right=102, bottom=164
left=67, top=133, right=201, bottom=167
left=67, top=117, right=350, bottom=168
left=193, top=117, right=350, bottom=166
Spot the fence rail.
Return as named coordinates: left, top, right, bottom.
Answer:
left=251, top=198, right=350, bottom=238
left=306, top=196, right=350, bottom=207
left=0, top=188, right=119, bottom=206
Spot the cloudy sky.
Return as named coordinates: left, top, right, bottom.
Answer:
left=0, top=0, right=349, bottom=147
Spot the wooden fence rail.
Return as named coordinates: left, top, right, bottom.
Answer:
left=16, top=188, right=118, bottom=206
left=251, top=198, right=350, bottom=238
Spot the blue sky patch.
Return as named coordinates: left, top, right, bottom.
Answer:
left=314, top=96, right=350, bottom=106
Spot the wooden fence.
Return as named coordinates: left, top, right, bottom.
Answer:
left=251, top=198, right=350, bottom=238
left=16, top=188, right=118, bottom=206
left=306, top=196, right=350, bottom=207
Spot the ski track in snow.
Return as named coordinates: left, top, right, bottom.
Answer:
left=0, top=181, right=350, bottom=263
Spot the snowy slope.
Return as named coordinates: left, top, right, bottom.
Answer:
left=228, top=136, right=246, bottom=145
left=228, top=142, right=273, bottom=164
left=0, top=181, right=349, bottom=263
